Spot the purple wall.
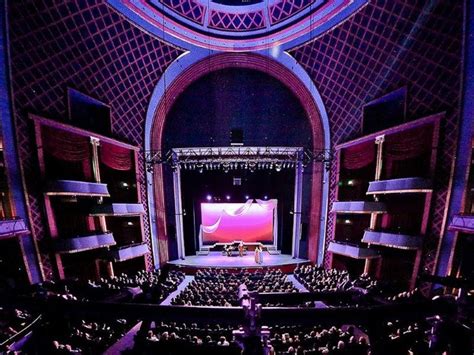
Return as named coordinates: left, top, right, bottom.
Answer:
left=290, top=0, right=463, bottom=285
left=7, top=0, right=183, bottom=278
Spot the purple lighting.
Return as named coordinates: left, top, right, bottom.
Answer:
left=206, top=195, right=212, bottom=201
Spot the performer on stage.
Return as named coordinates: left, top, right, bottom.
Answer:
left=224, top=243, right=233, bottom=257
left=254, top=246, right=263, bottom=264
left=238, top=241, right=244, bottom=257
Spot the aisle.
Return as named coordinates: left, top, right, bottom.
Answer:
left=287, top=274, right=309, bottom=292
left=160, top=275, right=194, bottom=305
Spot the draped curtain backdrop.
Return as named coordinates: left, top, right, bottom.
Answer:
left=41, top=125, right=95, bottom=231
left=100, top=142, right=133, bottom=171
left=41, top=125, right=92, bottom=179
left=384, top=125, right=433, bottom=177
left=341, top=140, right=375, bottom=170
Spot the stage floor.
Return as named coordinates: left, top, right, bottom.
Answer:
left=168, top=251, right=309, bottom=268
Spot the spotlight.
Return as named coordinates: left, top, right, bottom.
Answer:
left=226, top=195, right=231, bottom=200
left=127, top=221, right=134, bottom=226
left=206, top=195, right=212, bottom=201
left=264, top=195, right=268, bottom=200
left=245, top=195, right=250, bottom=199
left=275, top=163, right=282, bottom=172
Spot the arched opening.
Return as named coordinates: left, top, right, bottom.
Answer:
left=162, top=68, right=312, bottom=259
left=148, top=53, right=327, bottom=266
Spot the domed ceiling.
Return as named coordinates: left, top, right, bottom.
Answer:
left=108, top=0, right=368, bottom=51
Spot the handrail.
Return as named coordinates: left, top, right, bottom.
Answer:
left=0, top=314, right=42, bottom=350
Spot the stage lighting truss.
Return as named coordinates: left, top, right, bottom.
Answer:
left=144, top=147, right=334, bottom=173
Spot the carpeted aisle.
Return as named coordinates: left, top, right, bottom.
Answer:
left=287, top=274, right=309, bottom=292
left=160, top=275, right=194, bottom=305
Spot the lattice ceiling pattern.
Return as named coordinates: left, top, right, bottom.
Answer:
left=269, top=0, right=314, bottom=25
left=108, top=0, right=368, bottom=51
left=288, top=0, right=462, bottom=288
left=209, top=9, right=265, bottom=31
left=8, top=0, right=183, bottom=278
left=161, top=0, right=206, bottom=24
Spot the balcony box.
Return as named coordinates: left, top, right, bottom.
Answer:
left=108, top=243, right=149, bottom=262
left=89, top=203, right=145, bottom=217
left=328, top=241, right=380, bottom=259
left=0, top=218, right=29, bottom=239
left=54, top=232, right=115, bottom=253
left=331, top=201, right=387, bottom=214
left=367, top=177, right=432, bottom=195
left=45, top=180, right=109, bottom=197
left=362, top=230, right=422, bottom=250
left=448, top=214, right=474, bottom=234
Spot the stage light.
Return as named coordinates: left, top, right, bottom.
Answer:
left=245, top=195, right=250, bottom=199
left=347, top=179, right=355, bottom=186
left=206, top=195, right=212, bottom=201
left=275, top=163, right=282, bottom=172
left=127, top=221, right=134, bottom=226
left=226, top=195, right=231, bottom=200
left=264, top=195, right=268, bottom=200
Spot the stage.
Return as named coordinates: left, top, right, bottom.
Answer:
left=168, top=251, right=309, bottom=269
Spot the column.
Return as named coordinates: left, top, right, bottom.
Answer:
left=365, top=135, right=385, bottom=274
left=90, top=137, right=113, bottom=277
left=292, top=153, right=304, bottom=258
left=173, top=165, right=186, bottom=259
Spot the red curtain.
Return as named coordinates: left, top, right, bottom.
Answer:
left=42, top=126, right=90, bottom=162
left=100, top=142, right=133, bottom=171
left=384, top=125, right=433, bottom=177
left=341, top=140, right=375, bottom=170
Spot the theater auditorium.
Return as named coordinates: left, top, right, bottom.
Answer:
left=0, top=0, right=472, bottom=354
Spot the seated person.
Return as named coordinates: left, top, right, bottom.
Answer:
left=224, top=243, right=234, bottom=256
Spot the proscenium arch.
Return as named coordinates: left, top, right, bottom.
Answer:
left=145, top=51, right=331, bottom=268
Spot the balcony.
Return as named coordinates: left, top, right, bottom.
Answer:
left=54, top=232, right=115, bottom=253
left=107, top=242, right=149, bottom=262
left=448, top=214, right=474, bottom=234
left=362, top=230, right=422, bottom=250
left=327, top=241, right=380, bottom=259
left=0, top=217, right=29, bottom=239
left=367, top=177, right=432, bottom=195
left=45, top=180, right=109, bottom=197
left=331, top=201, right=387, bottom=214
left=89, top=203, right=145, bottom=217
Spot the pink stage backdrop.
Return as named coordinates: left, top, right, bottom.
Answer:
left=201, top=199, right=276, bottom=243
